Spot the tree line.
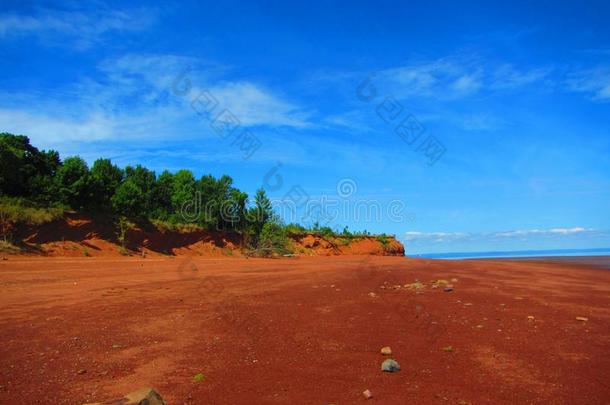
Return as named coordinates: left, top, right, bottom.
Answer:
left=1, top=133, right=388, bottom=254
left=0, top=133, right=284, bottom=249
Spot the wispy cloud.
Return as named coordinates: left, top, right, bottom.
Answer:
left=566, top=67, right=610, bottom=101
left=0, top=5, right=155, bottom=49
left=0, top=52, right=313, bottom=149
left=493, top=227, right=594, bottom=237
left=404, top=231, right=470, bottom=242
left=208, top=82, right=313, bottom=128
left=490, top=64, right=551, bottom=89
left=404, top=227, right=599, bottom=243
left=375, top=55, right=550, bottom=100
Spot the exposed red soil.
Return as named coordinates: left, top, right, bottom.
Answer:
left=0, top=256, right=608, bottom=404
left=12, top=213, right=403, bottom=257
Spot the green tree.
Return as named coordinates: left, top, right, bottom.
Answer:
left=257, top=219, right=289, bottom=256
left=121, top=165, right=156, bottom=218
left=115, top=216, right=135, bottom=254
left=90, top=158, right=123, bottom=213
left=55, top=156, right=91, bottom=210
left=171, top=169, right=196, bottom=220
left=111, top=179, right=144, bottom=219
left=152, top=170, right=174, bottom=220
left=0, top=133, right=60, bottom=202
left=249, top=188, right=274, bottom=244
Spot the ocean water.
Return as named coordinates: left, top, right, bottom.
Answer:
left=413, top=247, right=610, bottom=260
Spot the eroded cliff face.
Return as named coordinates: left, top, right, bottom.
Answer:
left=9, top=213, right=404, bottom=257
left=292, top=234, right=404, bottom=256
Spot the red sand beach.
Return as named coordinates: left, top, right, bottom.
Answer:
left=1, top=255, right=609, bottom=404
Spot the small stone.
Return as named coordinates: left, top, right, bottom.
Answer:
left=527, top=316, right=535, bottom=321
left=576, top=316, right=589, bottom=322
left=77, top=369, right=87, bottom=375
left=451, top=278, right=458, bottom=283
left=362, top=389, right=373, bottom=399
left=381, top=358, right=401, bottom=372
left=368, top=292, right=377, bottom=298
left=443, top=287, right=453, bottom=292
left=380, top=346, right=392, bottom=355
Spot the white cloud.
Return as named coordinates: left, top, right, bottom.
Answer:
left=0, top=6, right=155, bottom=49
left=493, top=227, right=593, bottom=238
left=404, top=231, right=470, bottom=242
left=209, top=81, right=313, bottom=128
left=404, top=227, right=597, bottom=243
left=451, top=74, right=482, bottom=94
left=0, top=109, right=115, bottom=143
left=566, top=67, right=610, bottom=101
left=491, top=64, right=550, bottom=89
left=372, top=56, right=550, bottom=100
left=0, top=51, right=313, bottom=148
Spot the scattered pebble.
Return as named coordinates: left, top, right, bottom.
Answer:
left=77, top=369, right=87, bottom=375
left=576, top=317, right=589, bottom=322
left=442, top=346, right=454, bottom=353
left=443, top=287, right=453, bottom=292
left=381, top=359, right=401, bottom=372
left=362, top=389, right=373, bottom=399
left=527, top=316, right=535, bottom=321
left=368, top=292, right=377, bottom=298
left=380, top=346, right=392, bottom=355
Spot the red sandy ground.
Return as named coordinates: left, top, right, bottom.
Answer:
left=0, top=256, right=609, bottom=404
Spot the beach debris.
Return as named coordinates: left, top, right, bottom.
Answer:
left=576, top=316, right=589, bottom=322
left=406, top=282, right=424, bottom=290
left=443, top=286, right=454, bottom=292
left=527, top=316, right=535, bottom=321
left=451, top=278, right=458, bottom=283
left=476, top=324, right=484, bottom=329
left=442, top=346, right=454, bottom=353
left=368, top=292, right=377, bottom=298
left=432, top=279, right=450, bottom=287
left=77, top=369, right=87, bottom=375
left=82, top=387, right=166, bottom=405
left=380, top=346, right=392, bottom=355
left=362, top=389, right=373, bottom=399
left=192, top=373, right=205, bottom=382
left=381, top=358, right=401, bottom=372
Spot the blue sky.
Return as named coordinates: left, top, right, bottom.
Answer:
left=1, top=0, right=609, bottom=254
